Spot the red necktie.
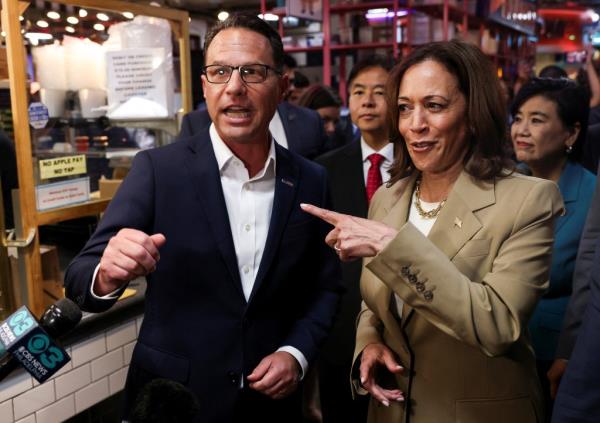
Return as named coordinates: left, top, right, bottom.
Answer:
left=366, top=153, right=384, bottom=203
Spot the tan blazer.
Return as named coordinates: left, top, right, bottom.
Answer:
left=352, top=170, right=564, bottom=423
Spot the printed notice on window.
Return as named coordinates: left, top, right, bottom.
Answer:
left=36, top=177, right=90, bottom=211
left=39, top=155, right=87, bottom=180
left=106, top=48, right=168, bottom=118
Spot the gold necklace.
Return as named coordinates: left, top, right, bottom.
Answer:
left=414, top=178, right=447, bottom=219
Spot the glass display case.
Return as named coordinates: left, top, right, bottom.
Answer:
left=0, top=0, right=191, bottom=316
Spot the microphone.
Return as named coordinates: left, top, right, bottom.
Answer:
left=0, top=298, right=82, bottom=382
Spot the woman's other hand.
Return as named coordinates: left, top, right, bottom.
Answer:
left=300, top=203, right=398, bottom=261
left=359, top=343, right=405, bottom=406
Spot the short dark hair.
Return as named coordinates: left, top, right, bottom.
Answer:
left=386, top=40, right=513, bottom=184
left=511, top=77, right=590, bottom=161
left=297, top=84, right=342, bottom=110
left=283, top=53, right=297, bottom=69
left=292, top=71, right=310, bottom=88
left=538, top=65, right=568, bottom=79
left=347, top=55, right=395, bottom=89
left=204, top=14, right=284, bottom=71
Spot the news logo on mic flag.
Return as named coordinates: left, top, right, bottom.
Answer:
left=0, top=306, right=70, bottom=382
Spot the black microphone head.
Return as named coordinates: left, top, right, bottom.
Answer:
left=39, top=298, right=82, bottom=338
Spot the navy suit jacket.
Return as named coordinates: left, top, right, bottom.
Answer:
left=315, top=140, right=368, bottom=365
left=179, top=102, right=328, bottom=159
left=528, top=161, right=596, bottom=360
left=552, top=237, right=600, bottom=423
left=64, top=129, right=342, bottom=422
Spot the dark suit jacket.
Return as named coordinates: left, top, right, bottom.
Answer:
left=552, top=237, right=600, bottom=423
left=179, top=102, right=328, bottom=159
left=315, top=140, right=368, bottom=365
left=64, top=129, right=342, bottom=422
left=557, top=160, right=600, bottom=359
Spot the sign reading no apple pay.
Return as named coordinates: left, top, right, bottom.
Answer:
left=39, top=155, right=87, bottom=180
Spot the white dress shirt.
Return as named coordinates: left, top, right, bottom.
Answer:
left=360, top=138, right=394, bottom=186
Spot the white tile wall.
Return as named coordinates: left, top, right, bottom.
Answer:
left=108, top=367, right=128, bottom=396
left=0, top=372, right=32, bottom=404
left=0, top=399, right=14, bottom=423
left=75, top=377, right=109, bottom=414
left=0, top=315, right=142, bottom=422
left=91, top=349, right=123, bottom=381
left=123, top=341, right=136, bottom=365
left=35, top=395, right=75, bottom=423
left=55, top=364, right=91, bottom=399
left=135, top=316, right=144, bottom=336
left=13, top=381, right=55, bottom=420
left=70, top=333, right=106, bottom=368
left=106, top=321, right=136, bottom=351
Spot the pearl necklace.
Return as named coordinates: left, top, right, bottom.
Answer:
left=414, top=178, right=447, bottom=219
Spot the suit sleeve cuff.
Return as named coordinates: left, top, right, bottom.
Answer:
left=277, top=346, right=308, bottom=380
left=90, top=264, right=122, bottom=300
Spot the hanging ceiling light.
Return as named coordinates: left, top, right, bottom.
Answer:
left=96, top=13, right=109, bottom=21
left=218, top=11, right=229, bottom=22
left=66, top=16, right=79, bottom=25
left=93, top=23, right=105, bottom=31
left=79, top=9, right=88, bottom=18
left=47, top=11, right=61, bottom=20
left=65, top=26, right=75, bottom=33
left=122, top=12, right=134, bottom=19
left=36, top=20, right=49, bottom=28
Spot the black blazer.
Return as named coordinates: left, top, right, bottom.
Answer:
left=64, top=130, right=342, bottom=422
left=179, top=102, right=328, bottom=159
left=315, top=140, right=368, bottom=365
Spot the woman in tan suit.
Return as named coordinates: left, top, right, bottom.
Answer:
left=302, top=40, right=564, bottom=423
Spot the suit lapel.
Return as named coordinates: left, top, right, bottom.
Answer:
left=277, top=103, right=298, bottom=151
left=427, top=171, right=493, bottom=260
left=249, top=144, right=299, bottom=302
left=183, top=130, right=244, bottom=299
left=342, top=141, right=369, bottom=217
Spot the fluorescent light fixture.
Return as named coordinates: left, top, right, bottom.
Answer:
left=258, top=13, right=279, bottom=21
left=366, top=9, right=409, bottom=20
left=123, top=12, right=134, bottom=19
left=79, top=8, right=88, bottom=18
left=47, top=11, right=60, bottom=20
left=65, top=26, right=75, bottom=33
left=96, top=13, right=109, bottom=21
left=93, top=23, right=105, bottom=31
left=218, top=11, right=229, bottom=21
left=36, top=20, right=49, bottom=28
left=67, top=16, right=79, bottom=24
left=282, top=16, right=299, bottom=25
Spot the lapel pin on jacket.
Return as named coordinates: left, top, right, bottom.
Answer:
left=454, top=217, right=463, bottom=228
left=281, top=178, right=294, bottom=187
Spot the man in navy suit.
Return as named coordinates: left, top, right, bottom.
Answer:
left=64, top=14, right=341, bottom=423
left=552, top=236, right=600, bottom=422
left=179, top=99, right=329, bottom=159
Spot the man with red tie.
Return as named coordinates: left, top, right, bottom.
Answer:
left=314, top=55, right=395, bottom=423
